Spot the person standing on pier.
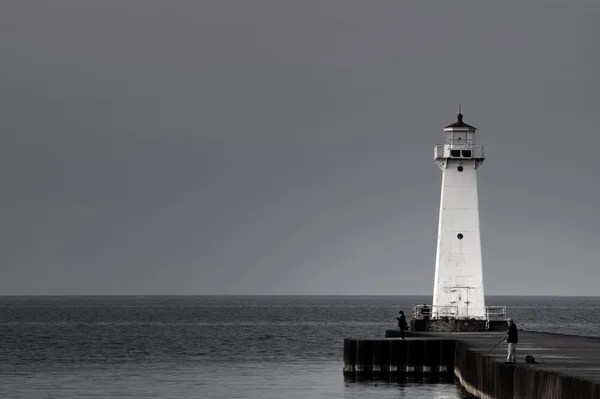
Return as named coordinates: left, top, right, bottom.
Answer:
left=505, top=318, right=518, bottom=363
left=396, top=310, right=408, bottom=339
left=421, top=304, right=430, bottom=320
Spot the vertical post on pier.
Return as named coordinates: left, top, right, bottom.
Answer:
left=407, top=339, right=424, bottom=381
left=391, top=339, right=407, bottom=382
left=378, top=340, right=392, bottom=379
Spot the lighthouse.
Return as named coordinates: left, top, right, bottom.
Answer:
left=431, top=111, right=486, bottom=321
left=407, top=112, right=507, bottom=332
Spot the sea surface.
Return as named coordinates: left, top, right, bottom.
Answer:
left=2, top=295, right=600, bottom=398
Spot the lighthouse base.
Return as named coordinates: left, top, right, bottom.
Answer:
left=409, top=305, right=508, bottom=332
left=410, top=318, right=508, bottom=333
left=411, top=318, right=487, bottom=332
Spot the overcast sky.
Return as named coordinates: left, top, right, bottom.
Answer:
left=1, top=1, right=599, bottom=296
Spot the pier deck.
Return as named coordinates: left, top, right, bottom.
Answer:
left=345, top=330, right=600, bottom=398
left=441, top=330, right=600, bottom=385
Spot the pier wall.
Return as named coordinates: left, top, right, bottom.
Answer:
left=343, top=338, right=455, bottom=382
left=344, top=335, right=600, bottom=398
left=454, top=340, right=600, bottom=399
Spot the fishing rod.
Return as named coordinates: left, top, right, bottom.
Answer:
left=486, top=336, right=506, bottom=354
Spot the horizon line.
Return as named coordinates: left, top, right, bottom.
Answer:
left=1, top=294, right=599, bottom=298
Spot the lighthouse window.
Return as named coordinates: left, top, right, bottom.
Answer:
left=462, top=150, right=472, bottom=158
left=457, top=166, right=464, bottom=172
left=450, top=149, right=461, bottom=157
left=457, top=233, right=464, bottom=240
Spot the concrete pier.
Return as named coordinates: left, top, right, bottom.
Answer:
left=344, top=331, right=600, bottom=398
left=451, top=331, right=600, bottom=398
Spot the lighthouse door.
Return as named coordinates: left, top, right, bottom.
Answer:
left=451, top=287, right=471, bottom=318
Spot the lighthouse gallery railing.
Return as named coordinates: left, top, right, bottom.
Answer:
left=434, top=143, right=485, bottom=159
left=412, top=304, right=507, bottom=321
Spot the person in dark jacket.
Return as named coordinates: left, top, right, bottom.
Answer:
left=421, top=304, right=430, bottom=320
left=505, top=318, right=518, bottom=363
left=396, top=310, right=408, bottom=339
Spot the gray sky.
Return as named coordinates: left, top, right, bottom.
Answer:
left=1, top=1, right=599, bottom=295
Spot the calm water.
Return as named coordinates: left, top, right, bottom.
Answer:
left=2, top=295, right=600, bottom=398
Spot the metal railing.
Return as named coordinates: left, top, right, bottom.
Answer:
left=486, top=306, right=507, bottom=321
left=411, top=304, right=507, bottom=322
left=412, top=304, right=458, bottom=320
left=434, top=143, right=485, bottom=160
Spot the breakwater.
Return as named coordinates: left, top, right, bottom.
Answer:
left=344, top=331, right=600, bottom=398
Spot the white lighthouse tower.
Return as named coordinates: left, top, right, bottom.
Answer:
left=431, top=111, right=486, bottom=321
